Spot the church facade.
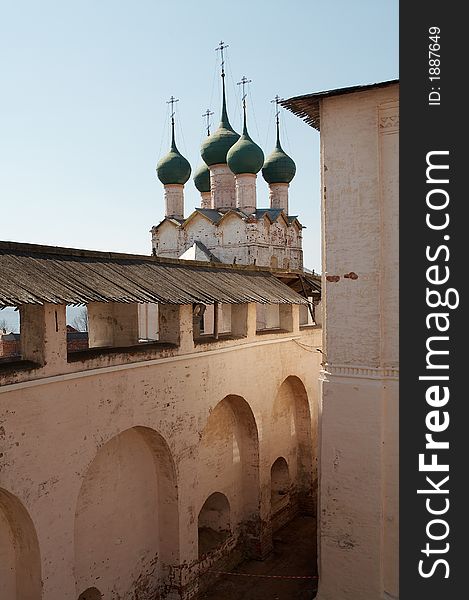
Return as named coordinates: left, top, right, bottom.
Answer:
left=151, top=58, right=303, bottom=271
left=0, top=34, right=398, bottom=600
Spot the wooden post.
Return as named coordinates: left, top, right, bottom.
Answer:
left=213, top=302, right=219, bottom=340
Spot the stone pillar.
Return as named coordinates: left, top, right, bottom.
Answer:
left=246, top=303, right=257, bottom=339
left=200, top=191, right=211, bottom=209
left=279, top=303, right=299, bottom=332
left=20, top=303, right=67, bottom=372
left=315, top=90, right=399, bottom=600
left=235, top=173, right=257, bottom=214
left=158, top=304, right=194, bottom=352
left=87, top=303, right=139, bottom=348
left=164, top=184, right=184, bottom=219
left=269, top=182, right=289, bottom=213
left=209, top=163, right=236, bottom=210
left=265, top=304, right=280, bottom=329
left=231, top=304, right=249, bottom=337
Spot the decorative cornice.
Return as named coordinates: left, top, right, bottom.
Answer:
left=321, top=363, right=399, bottom=381
left=378, top=99, right=399, bottom=136
left=379, top=114, right=399, bottom=130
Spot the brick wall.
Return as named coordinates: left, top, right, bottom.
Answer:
left=0, top=338, right=20, bottom=358
left=0, top=332, right=88, bottom=358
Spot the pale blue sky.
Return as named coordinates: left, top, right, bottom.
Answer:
left=0, top=0, right=398, bottom=276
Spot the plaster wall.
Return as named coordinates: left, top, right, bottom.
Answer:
left=317, top=84, right=399, bottom=600
left=0, top=304, right=321, bottom=600
left=151, top=207, right=303, bottom=269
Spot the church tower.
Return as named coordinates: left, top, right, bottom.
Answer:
left=200, top=41, right=240, bottom=211
left=151, top=42, right=304, bottom=271
left=156, top=96, right=191, bottom=220
left=193, top=109, right=213, bottom=209
left=226, top=76, right=264, bottom=215
left=262, top=96, right=296, bottom=214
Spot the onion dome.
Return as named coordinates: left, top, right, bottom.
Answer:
left=262, top=120, right=296, bottom=184
left=227, top=104, right=264, bottom=175
left=156, top=118, right=191, bottom=185
left=193, top=163, right=211, bottom=193
left=201, top=77, right=240, bottom=166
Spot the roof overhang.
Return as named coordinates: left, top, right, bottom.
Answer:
left=0, top=240, right=308, bottom=307
left=281, top=79, right=399, bottom=130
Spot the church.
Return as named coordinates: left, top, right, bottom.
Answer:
left=0, top=40, right=398, bottom=600
left=151, top=45, right=303, bottom=273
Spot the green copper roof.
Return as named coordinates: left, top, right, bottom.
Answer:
left=227, top=105, right=264, bottom=175
left=201, top=77, right=239, bottom=166
left=193, top=162, right=211, bottom=193
left=156, top=121, right=191, bottom=185
left=262, top=122, right=296, bottom=184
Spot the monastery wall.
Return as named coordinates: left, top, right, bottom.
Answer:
left=0, top=302, right=321, bottom=600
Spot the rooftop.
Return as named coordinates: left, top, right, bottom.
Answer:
left=0, top=240, right=308, bottom=307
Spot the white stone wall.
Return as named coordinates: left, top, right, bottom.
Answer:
left=152, top=171, right=304, bottom=270
left=152, top=214, right=303, bottom=269
left=0, top=303, right=321, bottom=600
left=317, top=83, right=399, bottom=600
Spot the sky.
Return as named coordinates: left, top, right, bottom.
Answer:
left=0, top=0, right=398, bottom=279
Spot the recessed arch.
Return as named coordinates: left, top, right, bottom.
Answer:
left=270, top=457, right=291, bottom=514
left=0, top=488, right=42, bottom=600
left=198, top=492, right=231, bottom=557
left=272, top=376, right=314, bottom=515
left=74, top=426, right=178, bottom=600
left=77, top=587, right=102, bottom=600
left=199, top=395, right=260, bottom=524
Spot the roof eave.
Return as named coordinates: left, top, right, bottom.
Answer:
left=281, top=79, right=399, bottom=130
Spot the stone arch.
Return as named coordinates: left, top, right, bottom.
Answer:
left=270, top=457, right=291, bottom=514
left=270, top=256, right=279, bottom=269
left=198, top=395, right=260, bottom=526
left=0, top=488, right=42, bottom=600
left=272, top=376, right=314, bottom=516
left=77, top=587, right=102, bottom=600
left=74, top=426, right=178, bottom=600
left=198, top=492, right=231, bottom=557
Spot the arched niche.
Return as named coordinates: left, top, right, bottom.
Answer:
left=77, top=587, right=102, bottom=600
left=0, top=488, right=42, bottom=600
left=270, top=457, right=291, bottom=514
left=199, top=395, right=260, bottom=524
left=198, top=492, right=231, bottom=558
left=272, top=376, right=314, bottom=510
left=74, top=426, right=178, bottom=600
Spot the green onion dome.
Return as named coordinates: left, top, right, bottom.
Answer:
left=201, top=80, right=240, bottom=166
left=193, top=162, right=211, bottom=193
left=156, top=122, right=191, bottom=185
left=227, top=115, right=264, bottom=175
left=262, top=124, right=296, bottom=184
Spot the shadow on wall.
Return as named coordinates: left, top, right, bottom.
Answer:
left=198, top=492, right=231, bottom=558
left=74, top=426, right=179, bottom=600
left=78, top=587, right=102, bottom=600
left=271, top=457, right=291, bottom=515
left=0, top=488, right=42, bottom=600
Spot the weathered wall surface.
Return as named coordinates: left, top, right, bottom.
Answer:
left=151, top=212, right=303, bottom=269
left=317, top=84, right=399, bottom=600
left=0, top=313, right=321, bottom=600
